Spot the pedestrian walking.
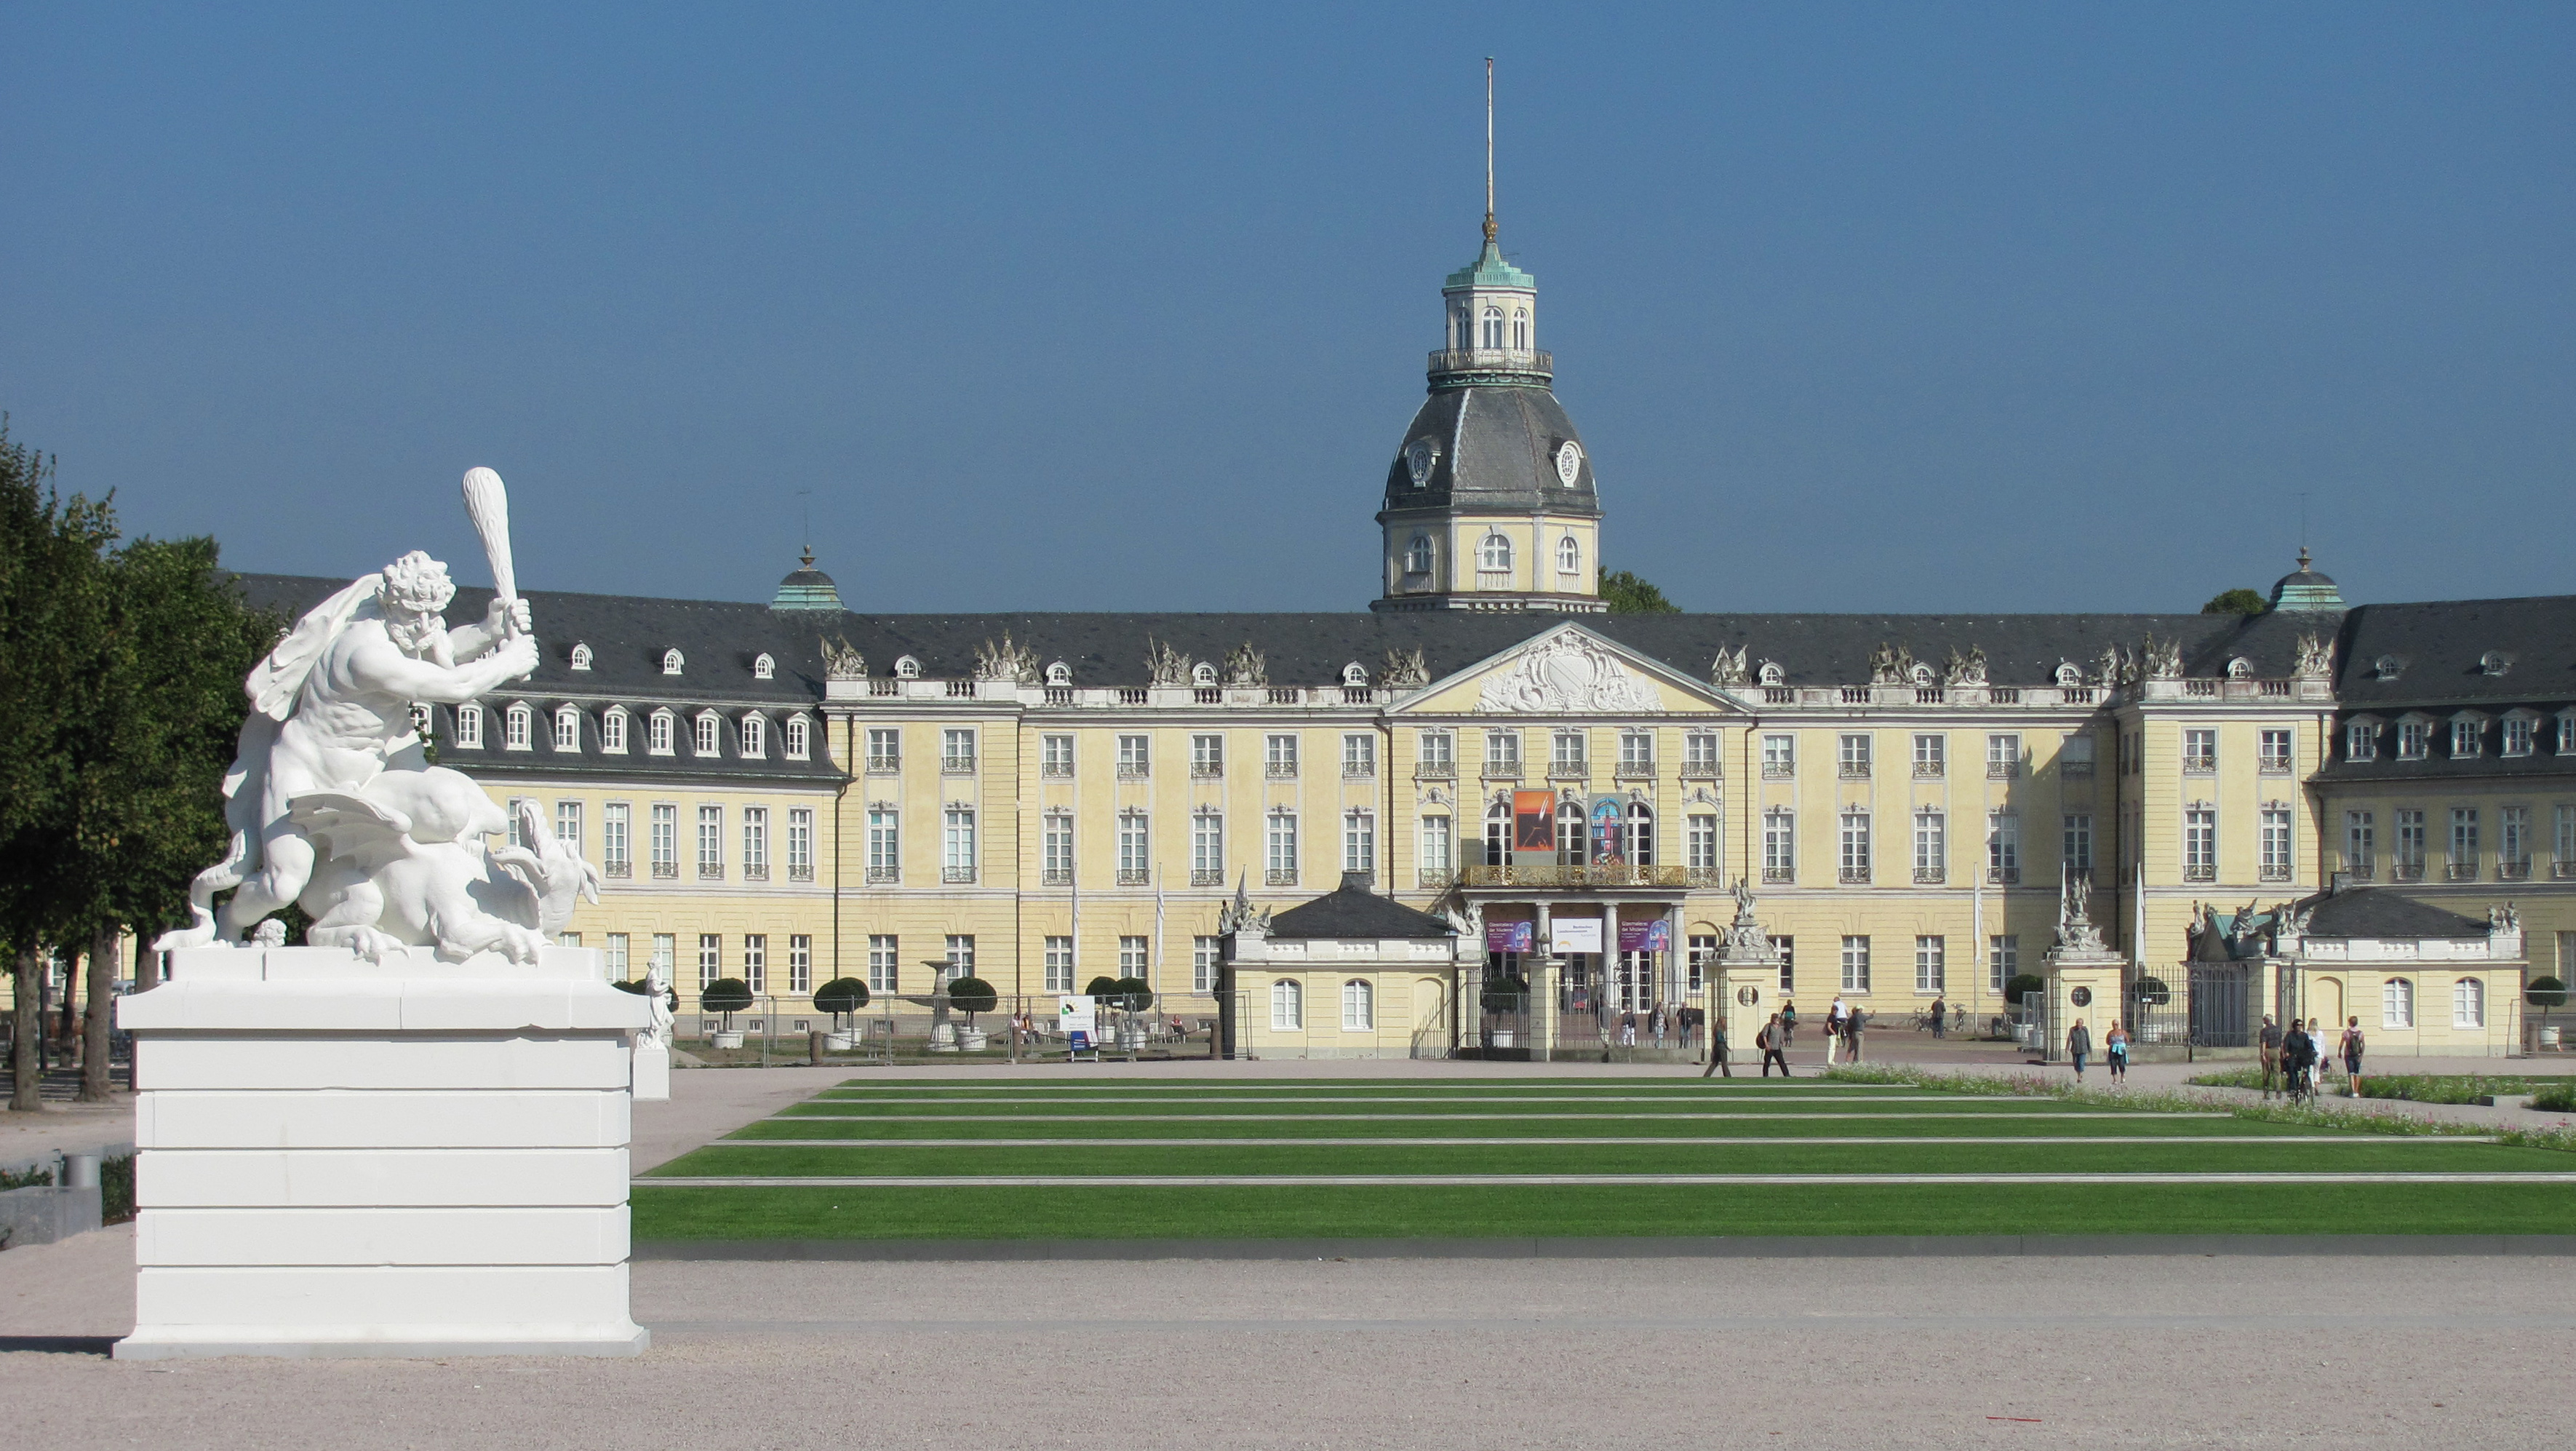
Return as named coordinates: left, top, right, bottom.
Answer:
left=1824, top=996, right=1848, bottom=1065
left=1845, top=1008, right=1865, bottom=1065
left=1929, top=995, right=1946, bottom=1038
left=1779, top=1000, right=1799, bottom=1055
left=2065, top=1017, right=2092, bottom=1079
left=2338, top=1016, right=2365, bottom=1095
left=1618, top=1009, right=1638, bottom=1047
left=1702, top=1014, right=1732, bottom=1078
left=1756, top=1013, right=1790, bottom=1077
left=2104, top=1020, right=2129, bottom=1081
left=2257, top=1014, right=2284, bottom=1098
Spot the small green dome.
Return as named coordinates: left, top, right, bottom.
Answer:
left=1445, top=238, right=1534, bottom=292
left=770, top=549, right=843, bottom=612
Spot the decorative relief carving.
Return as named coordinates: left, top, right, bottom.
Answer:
left=1476, top=630, right=1662, bottom=715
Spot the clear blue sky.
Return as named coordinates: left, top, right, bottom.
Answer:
left=5, top=3, right=2569, bottom=614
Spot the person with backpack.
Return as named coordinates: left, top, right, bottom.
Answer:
left=2339, top=1016, right=2366, bottom=1095
left=1779, top=1000, right=1800, bottom=1057
left=1756, top=1013, right=1790, bottom=1077
left=2065, top=1017, right=2092, bottom=1079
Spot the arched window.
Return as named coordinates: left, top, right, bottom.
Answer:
left=648, top=709, right=675, bottom=755
left=1481, top=305, right=1504, bottom=349
left=2452, top=977, right=2485, bottom=1028
left=1486, top=795, right=1512, bottom=867
left=1451, top=306, right=1470, bottom=351
left=1511, top=308, right=1529, bottom=350
left=753, top=653, right=775, bottom=680
left=1192, top=661, right=1219, bottom=687
left=1271, top=978, right=1303, bottom=1031
left=1044, top=660, right=1072, bottom=685
left=739, top=714, right=767, bottom=758
left=602, top=707, right=629, bottom=753
left=1405, top=533, right=1433, bottom=576
left=783, top=714, right=810, bottom=760
left=454, top=702, right=485, bottom=749
left=503, top=701, right=533, bottom=750
left=894, top=655, right=921, bottom=679
left=1758, top=661, right=1785, bottom=687
left=569, top=642, right=593, bottom=671
left=553, top=705, right=582, bottom=752
left=1342, top=979, right=1374, bottom=1030
left=1627, top=801, right=1655, bottom=867
left=1556, top=535, right=1581, bottom=576
left=1558, top=798, right=1589, bottom=867
left=2382, top=977, right=2414, bottom=1029
left=1478, top=533, right=1512, bottom=573
left=694, top=712, right=721, bottom=755
left=661, top=648, right=684, bottom=676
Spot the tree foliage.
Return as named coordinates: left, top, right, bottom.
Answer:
left=814, top=977, right=869, bottom=1014
left=1598, top=568, right=1680, bottom=615
left=2201, top=588, right=2267, bottom=616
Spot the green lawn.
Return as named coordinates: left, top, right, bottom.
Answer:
left=632, top=1074, right=2574, bottom=1241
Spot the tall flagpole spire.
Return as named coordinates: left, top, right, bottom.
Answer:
left=1483, top=57, right=1497, bottom=245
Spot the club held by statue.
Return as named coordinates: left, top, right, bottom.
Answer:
left=460, top=466, right=519, bottom=636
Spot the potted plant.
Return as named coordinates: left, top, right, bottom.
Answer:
left=700, top=977, right=754, bottom=1049
left=947, top=975, right=999, bottom=1051
left=1480, top=974, right=1529, bottom=1049
left=2527, top=977, right=2567, bottom=1050
left=1110, top=977, right=1153, bottom=1046
left=814, top=977, right=869, bottom=1050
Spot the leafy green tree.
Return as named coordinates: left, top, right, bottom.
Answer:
left=2201, top=588, right=2266, bottom=616
left=1598, top=568, right=1680, bottom=614
left=946, top=976, right=998, bottom=1027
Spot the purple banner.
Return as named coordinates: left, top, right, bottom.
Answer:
left=1616, top=919, right=1672, bottom=953
left=1486, top=921, right=1534, bottom=953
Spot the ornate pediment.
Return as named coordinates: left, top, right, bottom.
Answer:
left=1475, top=629, right=1664, bottom=715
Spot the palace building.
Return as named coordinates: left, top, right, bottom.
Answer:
left=234, top=207, right=2568, bottom=1060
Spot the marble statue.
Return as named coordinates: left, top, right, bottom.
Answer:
left=2055, top=867, right=2105, bottom=952
left=153, top=469, right=600, bottom=965
left=639, top=959, right=676, bottom=1052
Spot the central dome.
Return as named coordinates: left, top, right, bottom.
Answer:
left=1381, top=386, right=1598, bottom=517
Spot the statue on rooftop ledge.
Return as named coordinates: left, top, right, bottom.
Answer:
left=153, top=469, right=600, bottom=966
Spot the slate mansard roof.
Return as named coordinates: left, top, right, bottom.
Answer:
left=2296, top=888, right=2490, bottom=942
left=1379, top=384, right=1598, bottom=518
left=1267, top=880, right=1459, bottom=941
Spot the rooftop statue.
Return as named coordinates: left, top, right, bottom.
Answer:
left=154, top=469, right=599, bottom=964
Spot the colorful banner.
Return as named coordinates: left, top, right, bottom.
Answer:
left=1512, top=790, right=1556, bottom=854
left=1486, top=920, right=1534, bottom=954
left=1590, top=795, right=1627, bottom=866
left=1617, top=918, right=1673, bottom=953
left=1550, top=916, right=1604, bottom=954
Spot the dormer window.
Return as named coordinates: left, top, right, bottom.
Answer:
left=1555, top=535, right=1582, bottom=575
left=569, top=642, right=593, bottom=671
left=661, top=648, right=685, bottom=676
left=2344, top=717, right=2380, bottom=762
left=784, top=714, right=810, bottom=760
left=739, top=713, right=767, bottom=758
left=2054, top=661, right=2082, bottom=688
left=2225, top=657, right=2253, bottom=680
left=2481, top=651, right=2513, bottom=677
left=2502, top=712, right=2537, bottom=758
left=694, top=712, right=722, bottom=756
left=753, top=653, right=775, bottom=680
left=894, top=656, right=921, bottom=680
left=648, top=709, right=675, bottom=755
left=1758, top=661, right=1785, bottom=687
left=503, top=701, right=533, bottom=751
left=2396, top=717, right=2431, bottom=760
left=1341, top=662, right=1368, bottom=687
left=2450, top=716, right=2485, bottom=759
left=602, top=707, right=629, bottom=754
left=2372, top=656, right=2405, bottom=681
left=2559, top=709, right=2576, bottom=755
left=1191, top=661, right=1219, bottom=687
left=1045, top=661, right=1072, bottom=685
left=553, top=704, right=581, bottom=752
left=454, top=703, right=485, bottom=750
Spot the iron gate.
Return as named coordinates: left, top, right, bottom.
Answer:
left=2189, top=963, right=2256, bottom=1048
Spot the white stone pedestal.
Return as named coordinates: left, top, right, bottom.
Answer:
left=113, top=945, right=651, bottom=1359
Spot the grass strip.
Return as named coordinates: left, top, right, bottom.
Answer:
left=629, top=1179, right=2574, bottom=1241
left=727, top=1115, right=2315, bottom=1142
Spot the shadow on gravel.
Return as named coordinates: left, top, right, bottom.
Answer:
left=0, top=1335, right=116, bottom=1356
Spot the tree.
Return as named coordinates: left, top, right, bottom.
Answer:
left=1598, top=568, right=1680, bottom=614
left=946, top=975, right=997, bottom=1027
left=814, top=977, right=869, bottom=1016
left=2201, top=588, right=2266, bottom=617
left=700, top=977, right=754, bottom=1030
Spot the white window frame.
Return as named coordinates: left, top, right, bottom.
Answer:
left=1267, top=809, right=1299, bottom=884
left=1915, top=936, right=1945, bottom=994
left=1192, top=936, right=1220, bottom=994
left=784, top=714, right=810, bottom=760
left=739, top=714, right=767, bottom=758
left=503, top=701, right=533, bottom=751
left=1342, top=978, right=1375, bottom=1031
left=601, top=708, right=628, bottom=754
left=1343, top=810, right=1376, bottom=875
left=1840, top=936, right=1871, bottom=993
left=648, top=709, right=675, bottom=755
left=1272, top=978, right=1304, bottom=1030
left=1192, top=808, right=1224, bottom=881
left=1478, top=533, right=1512, bottom=573
left=693, top=712, right=721, bottom=757
left=2452, top=977, right=2484, bottom=1029
left=601, top=802, right=630, bottom=875
left=1043, top=937, right=1075, bottom=994
left=455, top=702, right=485, bottom=749
left=2382, top=977, right=2414, bottom=1030
left=868, top=935, right=899, bottom=994
left=553, top=705, right=581, bottom=752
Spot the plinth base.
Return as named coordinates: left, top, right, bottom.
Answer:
left=114, top=1324, right=649, bottom=1360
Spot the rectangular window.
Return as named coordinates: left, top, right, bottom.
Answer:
left=942, top=728, right=977, bottom=774
left=1684, top=732, right=1719, bottom=775
left=1840, top=936, right=1871, bottom=993
left=2182, top=729, right=2217, bottom=773
left=2059, top=733, right=2095, bottom=776
left=1042, top=811, right=1074, bottom=883
left=2454, top=977, right=2485, bottom=1029
left=944, top=935, right=974, bottom=982
left=866, top=726, right=899, bottom=771
left=1419, top=731, right=1455, bottom=773
left=1117, top=810, right=1149, bottom=883
left=868, top=935, right=899, bottom=994
left=650, top=933, right=674, bottom=985
left=786, top=808, right=813, bottom=880
left=504, top=706, right=531, bottom=751
left=1552, top=731, right=1587, bottom=773
left=1192, top=734, right=1224, bottom=777
left=741, top=806, right=768, bottom=878
left=738, top=714, right=766, bottom=758
left=693, top=714, right=719, bottom=756
left=2260, top=806, right=2292, bottom=881
left=696, top=805, right=723, bottom=878
left=1043, top=936, right=1074, bottom=994
left=602, top=803, right=630, bottom=876
left=1267, top=734, right=1299, bottom=779
left=2063, top=814, right=2093, bottom=877
left=1838, top=734, right=1870, bottom=779
left=2505, top=717, right=2535, bottom=757
left=647, top=712, right=673, bottom=755
left=1915, top=936, right=1945, bottom=994
left=1267, top=810, right=1299, bottom=884
left=1761, top=808, right=1795, bottom=883
left=742, top=934, right=766, bottom=994
left=604, top=934, right=629, bottom=978
left=1272, top=978, right=1303, bottom=1031
left=2396, top=809, right=2426, bottom=878
left=1192, top=810, right=1224, bottom=882
left=2558, top=805, right=2576, bottom=875
left=2563, top=716, right=2576, bottom=754
left=944, top=807, right=978, bottom=880
left=788, top=935, right=813, bottom=995
left=554, top=800, right=583, bottom=856
left=1989, top=811, right=2021, bottom=884
left=1118, top=935, right=1149, bottom=977
left=1343, top=734, right=1376, bottom=777
left=2345, top=811, right=2375, bottom=878
left=1484, top=729, right=1521, bottom=773
left=1838, top=811, right=1871, bottom=883
left=2183, top=808, right=2215, bottom=882
left=1775, top=937, right=1795, bottom=995
left=2449, top=807, right=2480, bottom=879
left=1762, top=734, right=1795, bottom=778
left=1619, top=731, right=1654, bottom=773
left=1192, top=936, right=1220, bottom=994
left=1117, top=734, right=1149, bottom=778
left=1913, top=810, right=1945, bottom=883
left=784, top=715, right=810, bottom=760
left=1989, top=935, right=2019, bottom=994
left=697, top=933, right=720, bottom=990
left=2382, top=977, right=2414, bottom=1030
left=2346, top=720, right=2377, bottom=761
left=2398, top=720, right=2430, bottom=760
left=601, top=710, right=628, bottom=753
left=650, top=804, right=678, bottom=878
left=1343, top=810, right=1375, bottom=875
left=2452, top=720, right=2481, bottom=758
left=1342, top=979, right=1374, bottom=1030
left=1987, top=734, right=2022, bottom=779
left=1420, top=814, right=1454, bottom=875
left=1686, top=814, right=1717, bottom=872
left=504, top=796, right=530, bottom=848
left=1041, top=734, right=1074, bottom=776
left=867, top=808, right=900, bottom=882
left=1913, top=734, right=1945, bottom=778
left=2259, top=729, right=2293, bottom=774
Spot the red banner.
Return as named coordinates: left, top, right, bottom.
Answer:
left=1512, top=790, right=1555, bottom=852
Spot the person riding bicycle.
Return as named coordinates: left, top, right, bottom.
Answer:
left=2281, top=1018, right=2318, bottom=1101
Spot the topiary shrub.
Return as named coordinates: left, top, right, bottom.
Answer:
left=1480, top=974, right=1530, bottom=1014
left=2129, top=976, right=2172, bottom=1006
left=700, top=977, right=754, bottom=1029
left=815, top=977, right=869, bottom=1017
left=946, top=975, right=999, bottom=1026
left=2003, top=973, right=2047, bottom=1008
left=1083, top=974, right=1122, bottom=1001
left=1108, top=977, right=1152, bottom=1012
left=2526, top=977, right=2567, bottom=1010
